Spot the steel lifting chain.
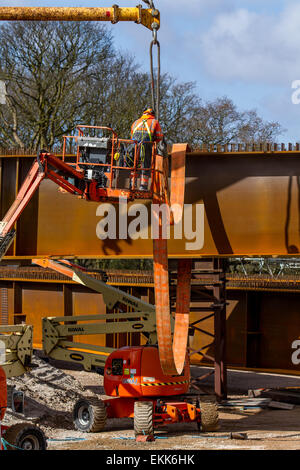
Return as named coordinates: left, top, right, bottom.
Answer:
left=143, top=0, right=155, bottom=9
left=150, top=27, right=160, bottom=120
left=148, top=1, right=160, bottom=121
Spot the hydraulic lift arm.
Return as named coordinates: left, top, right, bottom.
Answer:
left=0, top=325, right=33, bottom=378
left=35, top=258, right=164, bottom=371
left=42, top=313, right=157, bottom=371
left=35, top=259, right=156, bottom=314
left=0, top=152, right=88, bottom=261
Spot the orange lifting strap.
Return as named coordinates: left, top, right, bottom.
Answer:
left=153, top=144, right=191, bottom=376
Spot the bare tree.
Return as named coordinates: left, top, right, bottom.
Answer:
left=191, top=97, right=285, bottom=147
left=84, top=63, right=201, bottom=143
left=82, top=53, right=151, bottom=137
left=0, top=21, right=113, bottom=150
left=159, top=77, right=200, bottom=144
left=0, top=22, right=284, bottom=151
left=237, top=109, right=284, bottom=144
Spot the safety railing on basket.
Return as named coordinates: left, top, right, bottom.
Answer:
left=61, top=125, right=157, bottom=196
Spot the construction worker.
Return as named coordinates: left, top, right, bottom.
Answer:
left=131, top=107, right=163, bottom=191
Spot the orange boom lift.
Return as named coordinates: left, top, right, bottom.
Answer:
left=0, top=2, right=194, bottom=403
left=0, top=130, right=191, bottom=376
left=34, top=258, right=218, bottom=437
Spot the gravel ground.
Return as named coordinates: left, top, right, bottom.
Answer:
left=3, top=356, right=300, bottom=450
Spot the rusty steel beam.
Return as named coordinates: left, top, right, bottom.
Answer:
left=1, top=147, right=300, bottom=158
left=0, top=6, right=160, bottom=30
left=2, top=267, right=300, bottom=292
left=1, top=149, right=300, bottom=258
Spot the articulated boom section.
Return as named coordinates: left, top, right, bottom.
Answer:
left=38, top=259, right=159, bottom=371
left=42, top=313, right=157, bottom=371
left=0, top=153, right=84, bottom=260
left=0, top=325, right=33, bottom=378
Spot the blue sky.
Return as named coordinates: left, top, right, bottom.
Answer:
left=1, top=0, right=300, bottom=141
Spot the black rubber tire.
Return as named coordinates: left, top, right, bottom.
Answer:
left=3, top=423, right=47, bottom=450
left=73, top=397, right=107, bottom=433
left=134, top=401, right=154, bottom=437
left=199, top=395, right=219, bottom=432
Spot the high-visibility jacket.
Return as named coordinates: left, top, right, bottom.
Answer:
left=131, top=114, right=163, bottom=143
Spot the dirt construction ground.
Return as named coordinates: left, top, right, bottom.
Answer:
left=4, top=356, right=300, bottom=451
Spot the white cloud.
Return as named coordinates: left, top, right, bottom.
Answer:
left=201, top=3, right=300, bottom=86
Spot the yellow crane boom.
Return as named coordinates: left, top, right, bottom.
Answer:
left=0, top=5, right=160, bottom=31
